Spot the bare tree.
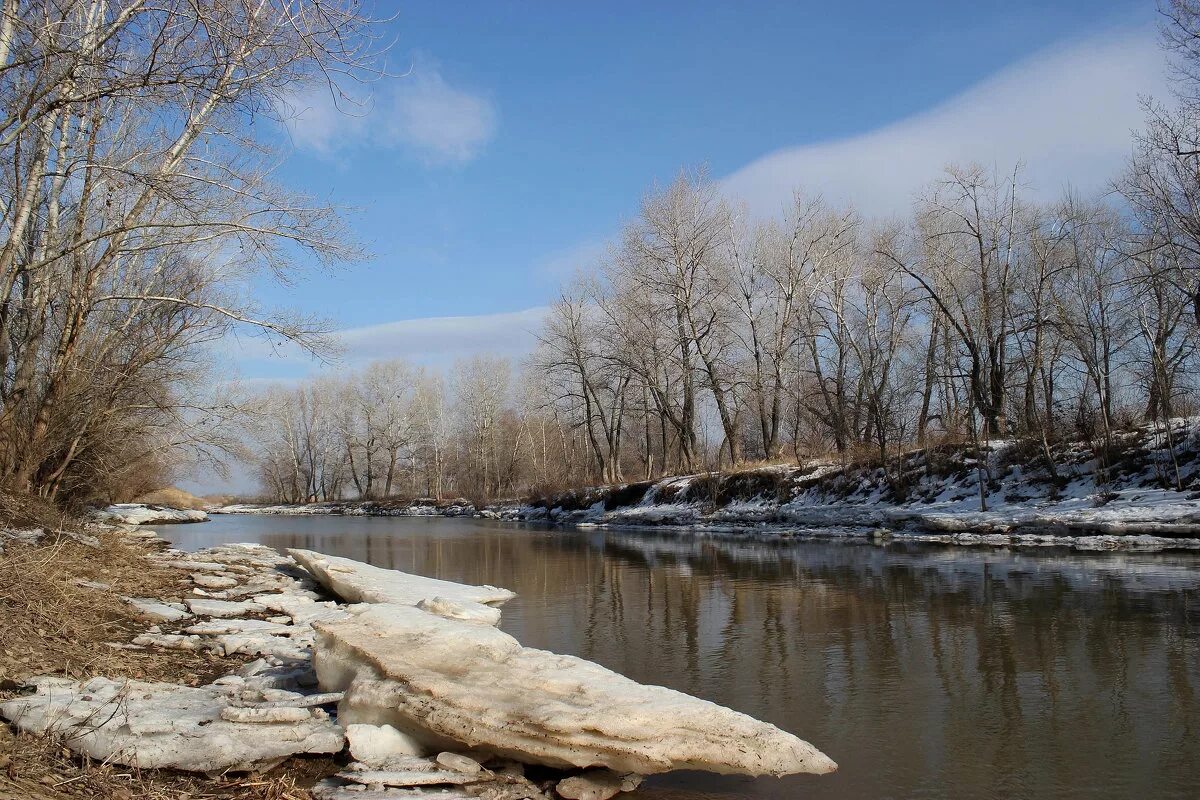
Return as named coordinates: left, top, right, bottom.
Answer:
left=883, top=164, right=1022, bottom=438
left=453, top=355, right=512, bottom=499
left=614, top=170, right=735, bottom=467
left=535, top=283, right=629, bottom=482
left=1053, top=197, right=1133, bottom=454
left=410, top=368, right=451, bottom=498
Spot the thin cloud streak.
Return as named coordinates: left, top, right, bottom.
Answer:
left=336, top=306, right=548, bottom=363
left=228, top=306, right=550, bottom=375
left=536, top=238, right=611, bottom=278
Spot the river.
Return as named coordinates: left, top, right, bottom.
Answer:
left=156, top=514, right=1200, bottom=799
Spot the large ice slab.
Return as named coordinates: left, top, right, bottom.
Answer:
left=314, top=603, right=836, bottom=777
left=289, top=549, right=515, bottom=624
left=0, top=676, right=343, bottom=771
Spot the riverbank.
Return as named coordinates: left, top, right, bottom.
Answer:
left=518, top=418, right=1200, bottom=550
left=196, top=420, right=1200, bottom=551
left=0, top=519, right=292, bottom=798
left=0, top=523, right=522, bottom=799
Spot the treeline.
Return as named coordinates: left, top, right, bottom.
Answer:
left=253, top=159, right=1200, bottom=503
left=248, top=356, right=601, bottom=504
left=526, top=4, right=1200, bottom=489
left=0, top=1, right=379, bottom=504
left=534, top=165, right=1198, bottom=486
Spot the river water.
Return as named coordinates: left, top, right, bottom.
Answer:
left=157, top=515, right=1200, bottom=799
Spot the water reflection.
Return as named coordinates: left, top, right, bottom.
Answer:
left=160, top=516, right=1200, bottom=799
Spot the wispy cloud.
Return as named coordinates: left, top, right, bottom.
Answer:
left=336, top=306, right=547, bottom=363
left=228, top=306, right=550, bottom=377
left=383, top=63, right=498, bottom=164
left=276, top=84, right=363, bottom=154
left=722, top=28, right=1166, bottom=218
left=277, top=54, right=498, bottom=165
left=519, top=27, right=1167, bottom=284
left=535, top=238, right=611, bottom=279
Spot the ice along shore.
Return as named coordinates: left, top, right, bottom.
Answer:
left=0, top=526, right=835, bottom=800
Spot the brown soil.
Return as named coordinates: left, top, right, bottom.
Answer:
left=0, top=500, right=333, bottom=799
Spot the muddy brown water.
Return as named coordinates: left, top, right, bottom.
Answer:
left=157, top=515, right=1200, bottom=800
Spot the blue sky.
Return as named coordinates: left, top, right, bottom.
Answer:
left=234, top=0, right=1159, bottom=382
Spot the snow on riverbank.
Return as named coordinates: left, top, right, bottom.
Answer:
left=520, top=419, right=1200, bottom=550
left=97, top=503, right=208, bottom=525
left=211, top=499, right=486, bottom=518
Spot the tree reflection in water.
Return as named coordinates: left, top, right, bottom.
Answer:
left=162, top=516, right=1200, bottom=800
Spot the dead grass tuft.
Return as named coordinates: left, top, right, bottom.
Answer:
left=0, top=530, right=243, bottom=688
left=0, top=517, right=330, bottom=799
left=0, top=490, right=74, bottom=531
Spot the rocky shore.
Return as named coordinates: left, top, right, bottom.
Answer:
left=0, top=524, right=833, bottom=800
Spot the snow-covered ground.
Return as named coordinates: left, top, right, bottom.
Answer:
left=98, top=503, right=208, bottom=525
left=211, top=500, right=480, bottom=518
left=520, top=419, right=1200, bottom=550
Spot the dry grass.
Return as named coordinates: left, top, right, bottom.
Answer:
left=0, top=530, right=241, bottom=687
left=0, top=491, right=76, bottom=530
left=0, top=509, right=334, bottom=799
left=130, top=487, right=207, bottom=511
left=0, top=727, right=334, bottom=800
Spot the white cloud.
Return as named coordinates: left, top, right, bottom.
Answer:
left=276, top=55, right=497, bottom=165
left=721, top=28, right=1167, bottom=218
left=275, top=83, right=368, bottom=154
left=384, top=65, right=498, bottom=164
